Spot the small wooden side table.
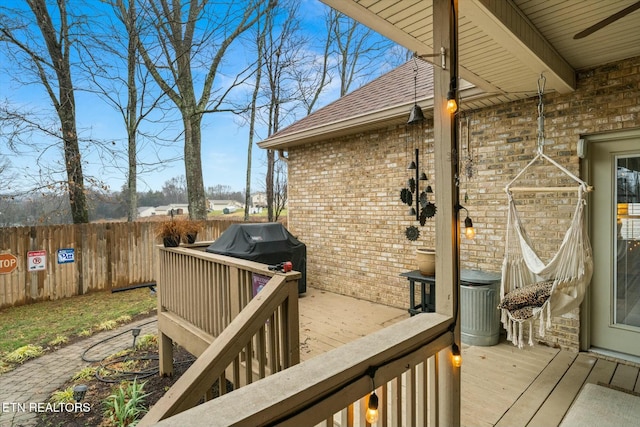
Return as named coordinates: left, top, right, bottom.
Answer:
left=399, top=270, right=436, bottom=315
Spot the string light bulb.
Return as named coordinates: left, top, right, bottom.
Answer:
left=364, top=366, right=379, bottom=424
left=464, top=216, right=476, bottom=239
left=446, top=77, right=458, bottom=114
left=456, top=204, right=476, bottom=239
left=365, top=391, right=379, bottom=424
left=446, top=96, right=458, bottom=114
left=451, top=343, right=462, bottom=368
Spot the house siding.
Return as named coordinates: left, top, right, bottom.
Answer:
left=287, top=56, right=640, bottom=351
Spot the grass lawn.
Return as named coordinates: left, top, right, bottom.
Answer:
left=0, top=288, right=156, bottom=372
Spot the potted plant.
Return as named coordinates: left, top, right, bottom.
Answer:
left=416, top=248, right=436, bottom=276
left=405, top=225, right=435, bottom=276
left=181, top=220, right=202, bottom=244
left=156, top=220, right=183, bottom=247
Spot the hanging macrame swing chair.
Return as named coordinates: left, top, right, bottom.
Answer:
left=498, top=76, right=594, bottom=348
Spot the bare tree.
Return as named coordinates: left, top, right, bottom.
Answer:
left=162, top=175, right=188, bottom=204
left=296, top=10, right=335, bottom=115
left=330, top=9, right=397, bottom=97
left=259, top=6, right=401, bottom=220
left=0, top=0, right=89, bottom=223
left=272, top=154, right=287, bottom=221
left=259, top=0, right=303, bottom=221
left=79, top=0, right=173, bottom=222
left=244, top=3, right=267, bottom=221
left=295, top=8, right=399, bottom=116
left=135, top=0, right=272, bottom=220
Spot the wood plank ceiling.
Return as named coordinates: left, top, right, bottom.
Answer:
left=322, top=0, right=640, bottom=103
left=259, top=1, right=639, bottom=148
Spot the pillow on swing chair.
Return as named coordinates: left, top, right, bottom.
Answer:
left=509, top=306, right=535, bottom=321
left=498, top=280, right=553, bottom=311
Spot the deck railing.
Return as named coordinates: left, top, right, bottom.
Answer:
left=141, top=244, right=301, bottom=424
left=150, top=313, right=455, bottom=427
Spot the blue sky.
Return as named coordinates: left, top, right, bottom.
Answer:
left=0, top=0, right=396, bottom=196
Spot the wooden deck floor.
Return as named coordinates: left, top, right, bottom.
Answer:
left=464, top=341, right=640, bottom=427
left=298, top=287, right=408, bottom=360
left=297, top=288, right=640, bottom=427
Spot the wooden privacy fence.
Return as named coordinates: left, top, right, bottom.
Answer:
left=0, top=218, right=256, bottom=309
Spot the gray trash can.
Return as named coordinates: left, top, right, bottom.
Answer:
left=460, top=269, right=501, bottom=346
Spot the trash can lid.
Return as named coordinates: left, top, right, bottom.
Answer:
left=461, top=269, right=500, bottom=286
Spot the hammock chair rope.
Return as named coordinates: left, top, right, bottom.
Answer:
left=499, top=74, right=594, bottom=348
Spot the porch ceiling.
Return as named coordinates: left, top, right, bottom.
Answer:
left=322, top=0, right=640, bottom=96
left=259, top=0, right=640, bottom=149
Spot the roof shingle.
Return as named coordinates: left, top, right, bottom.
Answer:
left=262, top=59, right=434, bottom=145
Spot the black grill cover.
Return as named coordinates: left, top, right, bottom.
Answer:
left=206, top=223, right=306, bottom=293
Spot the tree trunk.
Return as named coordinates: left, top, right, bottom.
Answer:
left=184, top=114, right=207, bottom=220
left=126, top=0, right=138, bottom=222
left=266, top=149, right=274, bottom=222
left=28, top=0, right=88, bottom=223
left=60, top=104, right=89, bottom=224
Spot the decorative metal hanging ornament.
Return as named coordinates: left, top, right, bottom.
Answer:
left=463, top=116, right=475, bottom=181
left=408, top=177, right=416, bottom=193
left=462, top=115, right=475, bottom=204
left=405, top=225, right=420, bottom=241
left=423, top=202, right=437, bottom=219
left=418, top=123, right=437, bottom=222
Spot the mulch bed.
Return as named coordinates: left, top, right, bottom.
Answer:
left=38, top=343, right=231, bottom=427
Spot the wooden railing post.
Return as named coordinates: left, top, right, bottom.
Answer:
left=433, top=0, right=461, bottom=425
left=159, top=332, right=174, bottom=377
left=284, top=277, right=300, bottom=367
left=229, top=266, right=241, bottom=319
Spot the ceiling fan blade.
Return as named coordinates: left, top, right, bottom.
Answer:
left=574, top=1, right=640, bottom=39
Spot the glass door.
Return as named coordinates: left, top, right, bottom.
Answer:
left=590, top=136, right=640, bottom=357
left=615, top=156, right=640, bottom=329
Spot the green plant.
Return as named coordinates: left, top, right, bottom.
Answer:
left=3, top=345, right=44, bottom=364
left=98, top=320, right=118, bottom=331
left=116, top=314, right=132, bottom=323
left=48, top=335, right=68, bottom=346
left=135, top=334, right=157, bottom=351
left=72, top=366, right=97, bottom=381
left=110, top=348, right=133, bottom=359
left=50, top=387, right=75, bottom=404
left=103, top=379, right=149, bottom=427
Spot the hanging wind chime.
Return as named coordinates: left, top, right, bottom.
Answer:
left=419, top=124, right=436, bottom=225
left=402, top=58, right=436, bottom=241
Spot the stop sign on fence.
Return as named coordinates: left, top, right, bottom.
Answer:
left=0, top=253, right=18, bottom=274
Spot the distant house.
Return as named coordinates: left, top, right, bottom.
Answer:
left=251, top=192, right=267, bottom=208
left=207, top=200, right=244, bottom=212
left=137, top=207, right=156, bottom=218
left=155, top=204, right=189, bottom=216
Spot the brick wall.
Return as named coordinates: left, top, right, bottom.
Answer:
left=287, top=56, right=640, bottom=351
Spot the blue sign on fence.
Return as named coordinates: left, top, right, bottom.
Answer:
left=57, top=248, right=75, bottom=264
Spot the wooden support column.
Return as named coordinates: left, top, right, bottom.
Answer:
left=433, top=0, right=461, bottom=426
